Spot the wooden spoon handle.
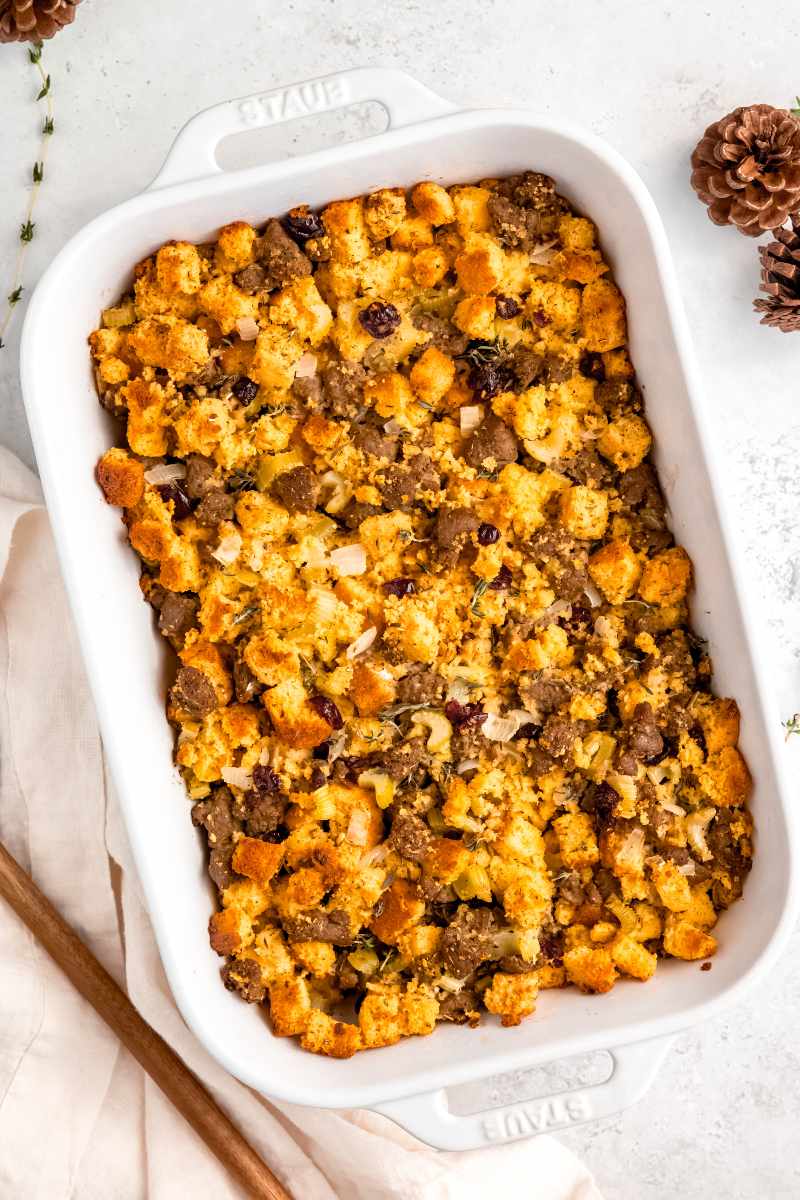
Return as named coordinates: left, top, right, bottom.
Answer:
left=0, top=839, right=292, bottom=1200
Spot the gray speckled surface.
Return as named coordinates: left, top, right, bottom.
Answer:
left=1, top=2, right=799, bottom=1194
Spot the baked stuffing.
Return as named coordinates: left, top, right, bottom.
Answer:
left=91, top=172, right=752, bottom=1056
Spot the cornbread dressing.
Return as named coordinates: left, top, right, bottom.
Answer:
left=91, top=172, right=752, bottom=1057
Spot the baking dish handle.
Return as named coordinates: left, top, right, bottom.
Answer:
left=148, top=67, right=456, bottom=190
left=372, top=1034, right=675, bottom=1151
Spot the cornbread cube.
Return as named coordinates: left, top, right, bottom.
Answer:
left=197, top=275, right=259, bottom=336
left=553, top=812, right=600, bottom=869
left=526, top=281, right=581, bottom=331
left=97, top=356, right=130, bottom=385
left=411, top=181, right=456, bottom=225
left=424, top=837, right=471, bottom=882
left=322, top=197, right=372, bottom=263
left=649, top=857, right=692, bottom=912
left=208, top=906, right=253, bottom=955
left=696, top=697, right=740, bottom=753
left=483, top=971, right=538, bottom=1027
left=300, top=1011, right=361, bottom=1058
left=263, top=677, right=333, bottom=749
left=397, top=924, right=442, bottom=960
left=269, top=276, right=333, bottom=345
left=558, top=215, right=597, bottom=250
left=96, top=448, right=144, bottom=508
left=683, top=886, right=717, bottom=929
left=559, top=485, right=609, bottom=539
left=502, top=870, right=553, bottom=929
left=588, top=539, right=641, bottom=604
left=638, top=546, right=692, bottom=606
left=597, top=414, right=652, bottom=471
left=291, top=940, right=337, bottom=978
left=232, top=837, right=285, bottom=888
left=268, top=975, right=312, bottom=1037
left=409, top=346, right=456, bottom=406
left=350, top=661, right=396, bottom=717
left=450, top=185, right=492, bottom=234
left=412, top=246, right=450, bottom=287
left=173, top=395, right=235, bottom=458
left=216, top=220, right=257, bottom=272
left=563, top=944, right=617, bottom=993
left=364, top=187, right=407, bottom=238
left=155, top=241, right=202, bottom=295
left=537, top=964, right=567, bottom=989
left=698, top=746, right=752, bottom=807
left=250, top=324, right=304, bottom=389
left=369, top=879, right=426, bottom=944
left=581, top=278, right=626, bottom=351
left=455, top=235, right=505, bottom=294
left=128, top=315, right=209, bottom=376
left=663, top=914, right=718, bottom=961
left=390, top=215, right=434, bottom=252
left=452, top=295, right=497, bottom=339
left=611, top=934, right=657, bottom=981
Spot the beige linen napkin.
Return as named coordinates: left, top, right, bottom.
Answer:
left=0, top=443, right=604, bottom=1200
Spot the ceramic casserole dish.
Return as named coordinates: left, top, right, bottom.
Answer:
left=20, top=67, right=799, bottom=1150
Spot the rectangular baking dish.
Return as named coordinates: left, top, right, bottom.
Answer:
left=20, top=68, right=799, bottom=1151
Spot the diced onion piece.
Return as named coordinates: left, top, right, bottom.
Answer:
left=210, top=531, right=242, bottom=565
left=295, top=351, right=318, bottom=378
left=594, top=614, right=617, bottom=643
left=482, top=712, right=520, bottom=742
left=584, top=582, right=603, bottom=608
left=677, top=861, right=697, bottom=876
left=446, top=677, right=472, bottom=705
left=456, top=758, right=479, bottom=774
left=358, top=770, right=395, bottom=809
left=460, top=404, right=483, bottom=435
left=144, top=462, right=187, bottom=485
left=658, top=800, right=685, bottom=816
left=686, top=806, right=715, bottom=863
left=614, top=825, right=646, bottom=872
left=309, top=587, right=338, bottom=624
left=412, top=710, right=453, bottom=753
left=482, top=708, right=532, bottom=742
left=361, top=842, right=389, bottom=868
left=236, top=316, right=260, bottom=341
left=438, top=974, right=466, bottom=993
left=383, top=418, right=402, bottom=434
left=329, top=543, right=367, bottom=576
left=529, top=239, right=559, bottom=265
left=346, top=625, right=378, bottom=660
left=535, top=598, right=572, bottom=626
left=490, top=929, right=521, bottom=959
left=346, top=808, right=370, bottom=846
left=327, top=730, right=347, bottom=763
left=607, top=771, right=638, bottom=808
left=319, top=469, right=353, bottom=515
left=221, top=765, right=253, bottom=790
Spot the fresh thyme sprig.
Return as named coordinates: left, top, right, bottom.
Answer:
left=0, top=44, right=55, bottom=351
left=791, top=97, right=800, bottom=120
left=782, top=713, right=800, bottom=740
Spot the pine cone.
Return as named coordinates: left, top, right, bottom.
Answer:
left=0, top=0, right=81, bottom=42
left=690, top=104, right=800, bottom=237
left=753, top=218, right=800, bottom=331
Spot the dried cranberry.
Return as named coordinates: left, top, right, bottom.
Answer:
left=312, top=740, right=331, bottom=760
left=579, top=351, right=606, bottom=382
left=157, top=482, right=192, bottom=520
left=282, top=209, right=325, bottom=244
left=232, top=376, right=259, bottom=404
left=358, top=301, right=401, bottom=339
left=310, top=694, right=344, bottom=730
left=310, top=767, right=326, bottom=790
left=490, top=564, right=513, bottom=590
left=467, top=360, right=515, bottom=401
left=495, top=294, right=521, bottom=319
left=383, top=578, right=416, bottom=597
left=532, top=309, right=551, bottom=328
left=477, top=522, right=500, bottom=546
left=252, top=764, right=281, bottom=793
left=444, top=700, right=487, bottom=730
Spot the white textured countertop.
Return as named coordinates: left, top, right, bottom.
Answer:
left=1, top=2, right=798, bottom=1196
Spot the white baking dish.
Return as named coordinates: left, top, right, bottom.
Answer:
left=20, top=67, right=800, bottom=1151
